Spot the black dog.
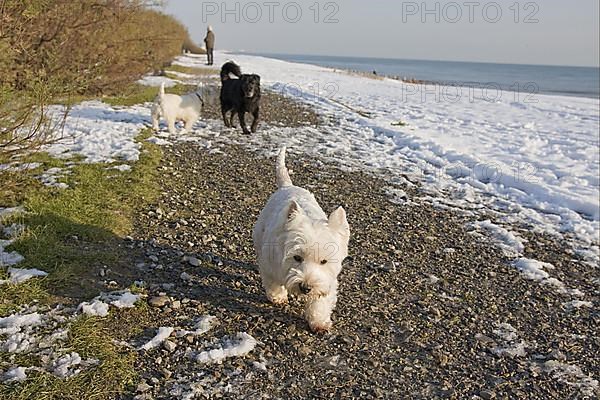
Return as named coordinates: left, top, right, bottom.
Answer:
left=220, top=61, right=261, bottom=135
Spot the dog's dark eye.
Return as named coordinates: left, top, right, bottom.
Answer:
left=293, top=255, right=303, bottom=263
left=320, top=260, right=328, bottom=265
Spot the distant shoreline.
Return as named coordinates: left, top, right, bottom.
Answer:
left=336, top=68, right=598, bottom=101
left=237, top=52, right=600, bottom=100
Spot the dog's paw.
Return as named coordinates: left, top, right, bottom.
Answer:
left=271, top=297, right=288, bottom=306
left=267, top=292, right=288, bottom=305
left=308, top=320, right=332, bottom=333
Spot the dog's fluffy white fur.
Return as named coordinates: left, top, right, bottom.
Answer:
left=151, top=82, right=206, bottom=134
left=253, top=147, right=350, bottom=332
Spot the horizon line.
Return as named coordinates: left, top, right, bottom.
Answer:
left=230, top=50, right=600, bottom=69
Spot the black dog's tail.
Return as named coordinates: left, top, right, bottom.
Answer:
left=220, top=61, right=242, bottom=82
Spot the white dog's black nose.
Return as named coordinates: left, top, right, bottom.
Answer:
left=299, top=283, right=312, bottom=294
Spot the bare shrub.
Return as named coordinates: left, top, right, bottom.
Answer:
left=0, top=0, right=191, bottom=159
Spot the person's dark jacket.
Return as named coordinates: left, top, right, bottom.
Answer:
left=204, top=30, right=215, bottom=49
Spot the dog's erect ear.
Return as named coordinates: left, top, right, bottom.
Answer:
left=287, top=201, right=303, bottom=221
left=328, top=207, right=350, bottom=237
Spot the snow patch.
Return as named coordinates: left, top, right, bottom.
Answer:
left=563, top=300, right=593, bottom=311
left=51, top=352, right=99, bottom=378
left=39, top=167, right=70, bottom=189
left=0, top=239, right=24, bottom=267
left=77, top=290, right=140, bottom=316
left=194, top=332, right=258, bottom=364
left=470, top=220, right=525, bottom=257
left=176, top=315, right=217, bottom=337
left=2, top=223, right=24, bottom=238
left=140, top=327, right=174, bottom=350
left=2, top=332, right=36, bottom=353
left=78, top=300, right=110, bottom=317
left=541, top=361, right=599, bottom=397
left=0, top=312, right=44, bottom=354
left=512, top=258, right=584, bottom=296
left=0, top=312, right=42, bottom=335
left=45, top=101, right=147, bottom=163
left=513, top=258, right=553, bottom=281
left=0, top=207, right=25, bottom=221
left=52, top=352, right=82, bottom=377
left=104, top=290, right=140, bottom=308
left=0, top=162, right=41, bottom=172
left=491, top=323, right=527, bottom=358
left=111, top=164, right=131, bottom=172
left=0, top=267, right=48, bottom=284
left=252, top=359, right=268, bottom=372
left=1, top=366, right=27, bottom=383
left=38, top=328, right=69, bottom=349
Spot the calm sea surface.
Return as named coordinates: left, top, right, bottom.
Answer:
left=249, top=53, right=600, bottom=99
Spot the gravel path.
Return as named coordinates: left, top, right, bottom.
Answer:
left=121, top=91, right=598, bottom=399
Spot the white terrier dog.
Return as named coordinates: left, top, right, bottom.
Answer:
left=151, top=82, right=207, bottom=134
left=253, top=147, right=350, bottom=332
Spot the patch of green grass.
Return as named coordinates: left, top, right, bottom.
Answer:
left=0, top=129, right=161, bottom=398
left=166, top=64, right=218, bottom=76
left=0, top=153, right=67, bottom=206
left=22, top=152, right=73, bottom=168
left=53, top=83, right=197, bottom=108
left=0, top=278, right=50, bottom=316
left=103, top=83, right=197, bottom=107
left=2, top=129, right=161, bottom=302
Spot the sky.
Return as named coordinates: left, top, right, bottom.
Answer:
left=162, top=0, right=599, bottom=67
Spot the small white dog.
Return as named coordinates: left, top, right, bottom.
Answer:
left=151, top=82, right=207, bottom=134
left=253, top=147, right=350, bottom=332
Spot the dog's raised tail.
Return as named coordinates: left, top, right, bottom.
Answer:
left=276, top=146, right=293, bottom=188
left=159, top=82, right=166, bottom=98
left=220, top=61, right=242, bottom=82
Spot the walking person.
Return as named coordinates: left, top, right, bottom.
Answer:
left=204, top=26, right=215, bottom=66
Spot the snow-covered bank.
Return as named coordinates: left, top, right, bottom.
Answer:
left=175, top=52, right=599, bottom=259
left=45, top=101, right=148, bottom=163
